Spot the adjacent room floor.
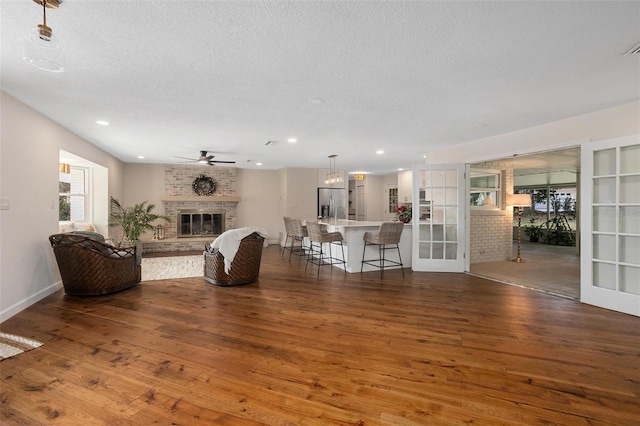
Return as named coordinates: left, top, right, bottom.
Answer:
left=470, top=241, right=580, bottom=299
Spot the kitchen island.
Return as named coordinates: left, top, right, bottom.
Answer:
left=316, top=219, right=411, bottom=273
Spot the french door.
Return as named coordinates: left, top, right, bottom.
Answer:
left=412, top=164, right=466, bottom=272
left=581, top=135, right=640, bottom=316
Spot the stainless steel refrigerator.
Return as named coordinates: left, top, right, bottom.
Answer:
left=317, top=188, right=347, bottom=220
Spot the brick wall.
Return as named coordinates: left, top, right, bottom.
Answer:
left=164, top=165, right=237, bottom=196
left=161, top=165, right=238, bottom=240
left=469, top=161, right=514, bottom=264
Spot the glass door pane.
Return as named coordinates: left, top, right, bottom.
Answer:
left=413, top=164, right=466, bottom=272
left=582, top=137, right=640, bottom=316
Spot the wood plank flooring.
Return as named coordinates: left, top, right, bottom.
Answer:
left=1, top=246, right=638, bottom=425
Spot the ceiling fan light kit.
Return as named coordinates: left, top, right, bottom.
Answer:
left=23, top=0, right=64, bottom=73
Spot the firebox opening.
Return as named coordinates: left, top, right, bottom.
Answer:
left=177, top=209, right=225, bottom=238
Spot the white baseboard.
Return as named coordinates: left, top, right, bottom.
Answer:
left=0, top=281, right=63, bottom=323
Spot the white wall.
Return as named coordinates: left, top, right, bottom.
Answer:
left=123, top=163, right=165, bottom=209
left=236, top=169, right=281, bottom=244
left=425, top=101, right=640, bottom=164
left=0, top=91, right=125, bottom=322
left=284, top=167, right=318, bottom=222
left=364, top=175, right=384, bottom=221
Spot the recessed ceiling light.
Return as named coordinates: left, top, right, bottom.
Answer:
left=96, top=120, right=109, bottom=126
left=256, top=162, right=263, bottom=166
left=376, top=150, right=384, bottom=155
left=308, top=98, right=325, bottom=105
left=398, top=168, right=404, bottom=171
left=137, top=155, right=145, bottom=159
left=287, top=138, right=297, bottom=143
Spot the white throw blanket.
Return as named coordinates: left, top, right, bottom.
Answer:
left=210, top=227, right=268, bottom=274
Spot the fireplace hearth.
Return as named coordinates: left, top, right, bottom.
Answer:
left=178, top=209, right=225, bottom=238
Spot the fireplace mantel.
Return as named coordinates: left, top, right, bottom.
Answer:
left=160, top=196, right=240, bottom=202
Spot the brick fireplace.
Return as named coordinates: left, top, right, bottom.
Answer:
left=177, top=209, right=225, bottom=238
left=142, top=165, right=240, bottom=253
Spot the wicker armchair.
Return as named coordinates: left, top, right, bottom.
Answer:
left=49, top=232, right=141, bottom=296
left=204, top=232, right=265, bottom=286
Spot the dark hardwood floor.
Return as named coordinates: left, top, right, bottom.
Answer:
left=1, top=246, right=638, bottom=425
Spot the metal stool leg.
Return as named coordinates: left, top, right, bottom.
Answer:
left=317, top=242, right=323, bottom=277
left=395, top=243, right=404, bottom=277
left=282, top=234, right=292, bottom=257
left=305, top=241, right=315, bottom=272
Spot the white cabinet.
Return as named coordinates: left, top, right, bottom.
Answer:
left=398, top=170, right=413, bottom=204
left=384, top=185, right=398, bottom=220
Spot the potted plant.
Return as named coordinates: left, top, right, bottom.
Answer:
left=523, top=223, right=542, bottom=243
left=109, top=197, right=171, bottom=248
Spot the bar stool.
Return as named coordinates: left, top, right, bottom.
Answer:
left=361, top=221, right=405, bottom=278
left=282, top=217, right=293, bottom=257
left=305, top=222, right=346, bottom=276
left=282, top=217, right=308, bottom=263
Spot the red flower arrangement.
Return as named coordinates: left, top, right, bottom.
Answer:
left=394, top=205, right=412, bottom=223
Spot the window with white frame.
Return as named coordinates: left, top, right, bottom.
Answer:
left=59, top=166, right=90, bottom=222
left=469, top=169, right=501, bottom=209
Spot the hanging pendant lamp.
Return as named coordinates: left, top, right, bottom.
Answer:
left=23, top=0, right=64, bottom=73
left=324, top=155, right=343, bottom=185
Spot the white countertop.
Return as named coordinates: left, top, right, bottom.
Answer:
left=317, top=219, right=410, bottom=228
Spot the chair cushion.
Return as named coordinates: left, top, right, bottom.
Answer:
left=74, top=223, right=97, bottom=232
left=71, top=231, right=105, bottom=243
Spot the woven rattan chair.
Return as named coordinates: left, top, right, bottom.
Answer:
left=282, top=217, right=293, bottom=257
left=305, top=222, right=346, bottom=276
left=282, top=217, right=308, bottom=263
left=204, top=232, right=265, bottom=286
left=361, top=221, right=405, bottom=278
left=49, top=233, right=141, bottom=296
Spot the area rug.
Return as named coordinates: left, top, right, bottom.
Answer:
left=0, top=333, right=43, bottom=361
left=141, top=255, right=204, bottom=281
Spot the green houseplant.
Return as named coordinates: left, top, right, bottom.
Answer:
left=109, top=197, right=170, bottom=247
left=523, top=223, right=542, bottom=243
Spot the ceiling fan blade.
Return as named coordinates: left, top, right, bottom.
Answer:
left=173, top=156, right=197, bottom=161
left=208, top=160, right=236, bottom=164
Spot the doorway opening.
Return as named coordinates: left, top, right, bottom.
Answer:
left=468, top=147, right=580, bottom=299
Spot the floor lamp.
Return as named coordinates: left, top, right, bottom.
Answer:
left=508, top=193, right=532, bottom=263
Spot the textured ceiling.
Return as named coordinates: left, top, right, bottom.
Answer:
left=1, top=1, right=639, bottom=175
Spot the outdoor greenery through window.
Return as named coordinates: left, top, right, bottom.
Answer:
left=59, top=166, right=89, bottom=222
left=514, top=186, right=577, bottom=246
